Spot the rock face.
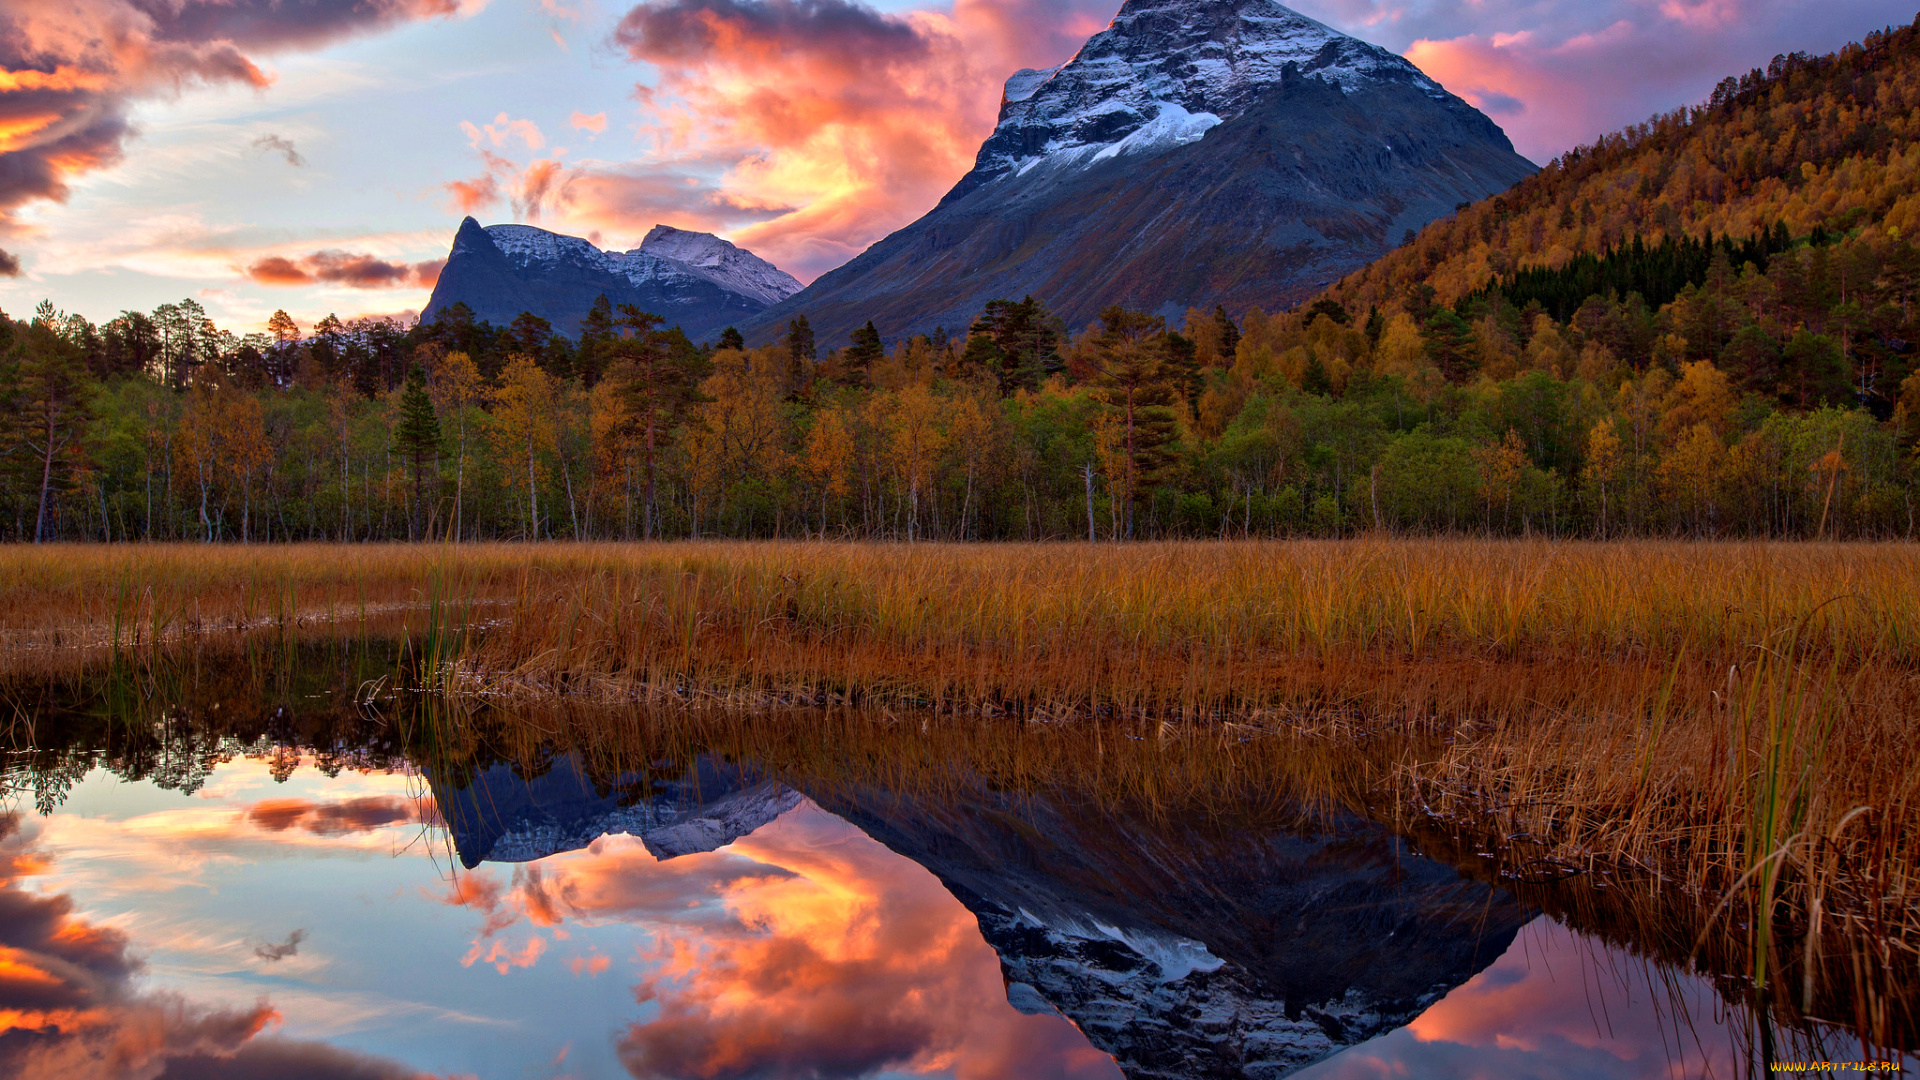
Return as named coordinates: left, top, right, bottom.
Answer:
left=745, top=0, right=1536, bottom=345
left=422, top=219, right=801, bottom=341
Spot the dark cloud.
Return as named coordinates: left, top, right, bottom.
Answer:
left=0, top=0, right=463, bottom=249
left=242, top=254, right=443, bottom=289
left=254, top=929, right=306, bottom=962
left=613, top=0, right=929, bottom=64
left=0, top=248, right=20, bottom=276
left=252, top=134, right=305, bottom=166
left=0, top=812, right=440, bottom=1080
left=153, top=1037, right=441, bottom=1080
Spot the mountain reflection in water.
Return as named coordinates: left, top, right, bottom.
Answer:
left=2, top=694, right=1904, bottom=1078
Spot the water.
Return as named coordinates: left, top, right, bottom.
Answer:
left=1, top=655, right=1908, bottom=1079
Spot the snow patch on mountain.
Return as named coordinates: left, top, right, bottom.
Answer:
left=978, top=0, right=1446, bottom=182
left=481, top=223, right=800, bottom=308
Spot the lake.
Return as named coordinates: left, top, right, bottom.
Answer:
left=0, top=645, right=1907, bottom=1079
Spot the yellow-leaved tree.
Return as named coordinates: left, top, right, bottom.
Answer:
left=801, top=404, right=855, bottom=536
left=488, top=354, right=555, bottom=539
left=431, top=350, right=486, bottom=541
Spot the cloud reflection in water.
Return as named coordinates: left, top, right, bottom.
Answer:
left=443, top=802, right=1121, bottom=1079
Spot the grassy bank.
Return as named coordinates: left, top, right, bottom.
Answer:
left=3, top=537, right=1917, bottom=1014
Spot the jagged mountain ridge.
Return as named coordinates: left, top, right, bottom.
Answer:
left=745, top=0, right=1535, bottom=345
left=423, top=219, right=800, bottom=341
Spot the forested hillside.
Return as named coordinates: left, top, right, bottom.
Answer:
left=3, top=19, right=1920, bottom=543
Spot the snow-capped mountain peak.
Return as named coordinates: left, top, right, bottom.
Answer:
left=477, top=222, right=800, bottom=308
left=634, top=225, right=803, bottom=307
left=972, top=0, right=1446, bottom=183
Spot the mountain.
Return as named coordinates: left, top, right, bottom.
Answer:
left=744, top=0, right=1536, bottom=346
left=422, top=219, right=801, bottom=342
left=431, top=753, right=1528, bottom=1078
left=1319, top=22, right=1920, bottom=325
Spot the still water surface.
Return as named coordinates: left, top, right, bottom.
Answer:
left=0, top=683, right=1900, bottom=1078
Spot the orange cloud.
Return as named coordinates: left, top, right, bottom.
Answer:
left=243, top=251, right=444, bottom=289
left=570, top=111, right=607, bottom=135
left=470, top=0, right=1112, bottom=279
left=0, top=0, right=467, bottom=273
left=440, top=810, right=1118, bottom=1080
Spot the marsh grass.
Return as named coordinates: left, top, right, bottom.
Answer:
left=3, top=537, right=1917, bottom=1043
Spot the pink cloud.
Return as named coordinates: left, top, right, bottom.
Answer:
left=507, top=0, right=1116, bottom=280
left=0, top=0, right=469, bottom=272
left=1302, top=0, right=1919, bottom=163
left=570, top=111, right=607, bottom=135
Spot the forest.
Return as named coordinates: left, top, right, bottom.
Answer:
left=6, top=21, right=1920, bottom=542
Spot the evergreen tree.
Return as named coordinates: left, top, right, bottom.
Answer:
left=1421, top=309, right=1478, bottom=382
left=391, top=365, right=443, bottom=540
left=1086, top=305, right=1179, bottom=537
left=1213, top=305, right=1241, bottom=356
left=577, top=296, right=616, bottom=387
left=843, top=320, right=884, bottom=387
left=6, top=319, right=95, bottom=543
left=718, top=326, right=746, bottom=352
left=785, top=315, right=816, bottom=399
left=615, top=305, right=713, bottom=537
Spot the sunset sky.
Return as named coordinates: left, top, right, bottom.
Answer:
left=2, top=0, right=1917, bottom=334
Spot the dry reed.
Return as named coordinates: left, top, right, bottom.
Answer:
left=4, top=537, right=1917, bottom=1019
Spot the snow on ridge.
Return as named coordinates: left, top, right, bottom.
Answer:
left=979, top=0, right=1445, bottom=178
left=1002, top=65, right=1060, bottom=106
left=482, top=222, right=799, bottom=306
left=636, top=225, right=802, bottom=306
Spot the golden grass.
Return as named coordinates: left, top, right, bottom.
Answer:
left=3, top=536, right=1917, bottom=1023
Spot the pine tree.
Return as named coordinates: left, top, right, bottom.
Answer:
left=843, top=320, right=883, bottom=387
left=718, top=326, right=746, bottom=352
left=1085, top=305, right=1179, bottom=538
left=7, top=320, right=95, bottom=542
left=1213, top=305, right=1240, bottom=356
left=615, top=305, right=713, bottom=537
left=391, top=365, right=443, bottom=540
left=785, top=315, right=816, bottom=399
left=577, top=296, right=616, bottom=387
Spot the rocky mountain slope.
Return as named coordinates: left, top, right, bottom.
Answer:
left=423, top=219, right=800, bottom=341
left=745, top=0, right=1536, bottom=345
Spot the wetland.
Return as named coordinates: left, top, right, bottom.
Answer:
left=1, top=539, right=1915, bottom=1078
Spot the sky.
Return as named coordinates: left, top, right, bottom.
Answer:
left=2, top=0, right=1918, bottom=336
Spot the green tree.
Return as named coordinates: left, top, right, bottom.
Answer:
left=1421, top=309, right=1478, bottom=382
left=614, top=305, right=713, bottom=537
left=391, top=365, right=443, bottom=540
left=843, top=320, right=883, bottom=388
left=784, top=315, right=816, bottom=399
left=5, top=319, right=96, bottom=542
left=577, top=296, right=616, bottom=387
left=1084, top=305, right=1179, bottom=537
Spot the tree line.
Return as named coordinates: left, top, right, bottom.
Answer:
left=1, top=261, right=1917, bottom=542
